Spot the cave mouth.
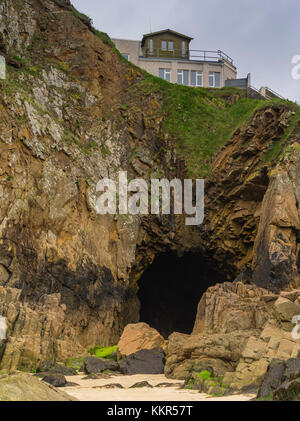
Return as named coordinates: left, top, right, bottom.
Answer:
left=137, top=251, right=223, bottom=339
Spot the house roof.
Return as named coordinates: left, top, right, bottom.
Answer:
left=141, top=29, right=193, bottom=46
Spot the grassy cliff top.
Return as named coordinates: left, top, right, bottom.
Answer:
left=133, top=74, right=300, bottom=177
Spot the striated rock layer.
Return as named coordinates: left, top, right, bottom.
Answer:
left=166, top=282, right=300, bottom=390
left=0, top=0, right=299, bottom=370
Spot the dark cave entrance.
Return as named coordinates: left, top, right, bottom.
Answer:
left=137, top=252, right=223, bottom=339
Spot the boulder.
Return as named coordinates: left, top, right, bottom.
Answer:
left=94, top=383, right=124, bottom=389
left=167, top=332, right=190, bottom=355
left=42, top=373, right=67, bottom=387
left=273, top=378, right=300, bottom=401
left=242, top=337, right=268, bottom=360
left=257, top=358, right=300, bottom=400
left=0, top=373, right=76, bottom=401
left=83, top=357, right=119, bottom=375
left=257, top=360, right=286, bottom=398
left=274, top=297, right=300, bottom=322
left=165, top=330, right=250, bottom=379
left=119, top=348, right=165, bottom=375
left=166, top=357, right=232, bottom=380
left=130, top=381, right=153, bottom=388
left=118, top=323, right=165, bottom=357
left=284, top=358, right=300, bottom=381
left=155, top=382, right=182, bottom=388
left=223, top=360, right=269, bottom=391
left=276, top=339, right=300, bottom=359
left=38, top=361, right=76, bottom=376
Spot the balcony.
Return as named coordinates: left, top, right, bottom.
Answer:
left=142, top=48, right=234, bottom=65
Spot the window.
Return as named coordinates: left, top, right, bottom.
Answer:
left=122, top=53, right=130, bottom=61
left=177, top=70, right=189, bottom=86
left=149, top=39, right=153, bottom=55
left=209, top=71, right=221, bottom=88
left=182, top=41, right=186, bottom=57
left=191, top=71, right=203, bottom=87
left=168, top=41, right=174, bottom=51
left=159, top=68, right=171, bottom=82
left=161, top=41, right=167, bottom=51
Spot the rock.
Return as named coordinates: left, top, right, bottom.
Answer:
left=260, top=325, right=283, bottom=342
left=119, top=349, right=165, bottom=375
left=94, top=383, right=124, bottom=389
left=242, top=337, right=268, bottom=360
left=83, top=357, right=119, bottom=375
left=155, top=382, right=182, bottom=388
left=129, top=381, right=153, bottom=388
left=193, top=282, right=271, bottom=336
left=284, top=358, right=300, bottom=381
left=118, top=323, right=165, bottom=357
left=273, top=378, right=300, bottom=401
left=223, top=360, right=269, bottom=391
left=165, top=330, right=248, bottom=379
left=38, top=361, right=76, bottom=376
left=0, top=0, right=299, bottom=373
left=277, top=339, right=300, bottom=359
left=0, top=373, right=76, bottom=401
left=274, top=297, right=300, bottom=321
left=42, top=373, right=67, bottom=387
left=82, top=374, right=110, bottom=380
left=252, top=167, right=300, bottom=291
left=257, top=360, right=286, bottom=398
left=167, top=332, right=190, bottom=355
left=257, top=359, right=300, bottom=400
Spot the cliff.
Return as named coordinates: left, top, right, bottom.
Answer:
left=0, top=0, right=299, bottom=370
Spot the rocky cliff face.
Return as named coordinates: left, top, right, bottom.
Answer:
left=0, top=0, right=299, bottom=371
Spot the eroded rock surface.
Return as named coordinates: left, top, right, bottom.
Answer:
left=117, top=323, right=165, bottom=357
left=0, top=372, right=76, bottom=401
left=0, top=0, right=299, bottom=373
left=166, top=282, right=300, bottom=392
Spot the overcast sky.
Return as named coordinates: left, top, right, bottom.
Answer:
left=72, top=0, right=300, bottom=102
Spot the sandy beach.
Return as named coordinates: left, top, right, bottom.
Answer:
left=61, top=374, right=255, bottom=401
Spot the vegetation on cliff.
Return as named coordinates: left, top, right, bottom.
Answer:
left=1, top=1, right=299, bottom=181
left=134, top=75, right=299, bottom=178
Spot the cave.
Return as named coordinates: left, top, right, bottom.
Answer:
left=137, top=252, right=223, bottom=339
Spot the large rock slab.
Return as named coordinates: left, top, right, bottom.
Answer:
left=273, top=378, right=300, bottom=401
left=0, top=372, right=77, bottom=401
left=119, top=348, right=165, bottom=375
left=42, top=373, right=67, bottom=387
left=83, top=357, right=119, bottom=375
left=257, top=360, right=286, bottom=398
left=257, top=358, right=300, bottom=400
left=274, top=297, right=300, bottom=321
left=118, top=323, right=165, bottom=357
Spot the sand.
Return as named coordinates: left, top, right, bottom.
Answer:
left=61, top=374, right=255, bottom=401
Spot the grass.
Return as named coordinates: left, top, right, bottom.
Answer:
left=134, top=73, right=299, bottom=178
left=87, top=345, right=118, bottom=359
left=3, top=1, right=299, bottom=183
left=65, top=356, right=86, bottom=372
left=184, top=370, right=230, bottom=397
left=66, top=2, right=300, bottom=179
left=263, top=106, right=300, bottom=163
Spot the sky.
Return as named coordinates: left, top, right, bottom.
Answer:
left=72, top=0, right=300, bottom=102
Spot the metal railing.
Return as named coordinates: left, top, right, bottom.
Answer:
left=142, top=48, right=234, bottom=64
left=247, top=86, right=266, bottom=100
left=190, top=49, right=234, bottom=64
left=261, top=86, right=285, bottom=100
